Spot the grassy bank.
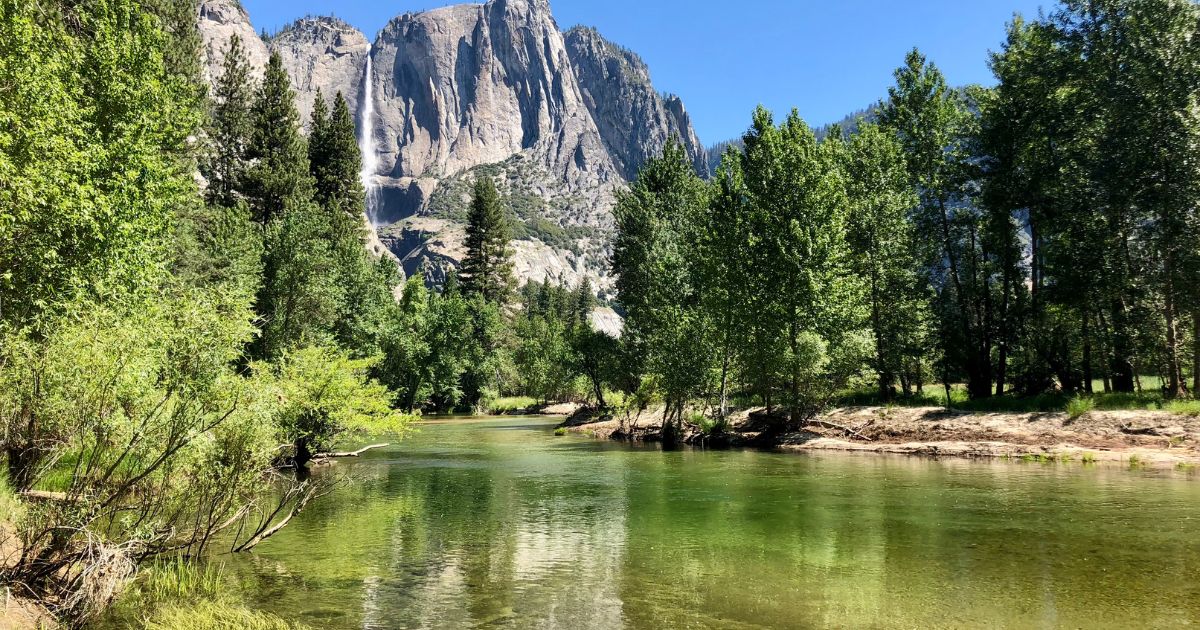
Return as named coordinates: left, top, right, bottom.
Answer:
left=99, top=557, right=306, bottom=630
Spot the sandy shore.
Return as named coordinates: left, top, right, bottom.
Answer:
left=560, top=405, right=1200, bottom=469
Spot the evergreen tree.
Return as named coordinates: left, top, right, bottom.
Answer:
left=310, top=91, right=366, bottom=219
left=460, top=178, right=514, bottom=304
left=204, top=34, right=255, bottom=208
left=245, top=52, right=313, bottom=224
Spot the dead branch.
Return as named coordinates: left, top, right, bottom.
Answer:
left=312, top=443, right=389, bottom=459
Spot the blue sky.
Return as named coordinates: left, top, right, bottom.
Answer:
left=242, top=0, right=1051, bottom=145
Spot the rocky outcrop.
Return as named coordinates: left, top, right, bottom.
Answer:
left=564, top=26, right=707, bottom=179
left=267, top=16, right=370, bottom=127
left=198, top=0, right=269, bottom=84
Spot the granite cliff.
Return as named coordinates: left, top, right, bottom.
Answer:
left=197, top=0, right=707, bottom=295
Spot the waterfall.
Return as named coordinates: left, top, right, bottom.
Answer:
left=358, top=54, right=380, bottom=225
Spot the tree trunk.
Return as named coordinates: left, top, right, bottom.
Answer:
left=717, top=318, right=733, bottom=420
left=293, top=438, right=314, bottom=470
left=1162, top=272, right=1186, bottom=399
left=870, top=273, right=892, bottom=402
left=1082, top=310, right=1094, bottom=394
left=1109, top=298, right=1136, bottom=392
left=1193, top=308, right=1200, bottom=394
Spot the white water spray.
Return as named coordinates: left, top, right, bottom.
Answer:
left=358, top=54, right=380, bottom=225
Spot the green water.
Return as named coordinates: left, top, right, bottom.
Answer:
left=225, top=416, right=1200, bottom=629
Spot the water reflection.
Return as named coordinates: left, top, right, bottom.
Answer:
left=225, top=417, right=1200, bottom=629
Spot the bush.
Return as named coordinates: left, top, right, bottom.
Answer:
left=1066, top=396, right=1095, bottom=420
left=553, top=427, right=567, bottom=436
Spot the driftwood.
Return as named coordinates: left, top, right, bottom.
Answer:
left=806, top=420, right=875, bottom=442
left=312, top=443, right=389, bottom=459
left=233, top=485, right=317, bottom=553
left=20, top=490, right=71, bottom=503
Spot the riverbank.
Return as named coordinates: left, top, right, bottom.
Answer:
left=560, top=405, right=1200, bottom=469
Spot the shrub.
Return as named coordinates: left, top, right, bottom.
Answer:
left=1066, top=396, right=1095, bottom=421
left=553, top=427, right=567, bottom=436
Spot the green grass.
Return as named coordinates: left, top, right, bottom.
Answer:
left=836, top=378, right=1183, bottom=416
left=553, top=427, right=567, bottom=436
left=1176, top=462, right=1197, bottom=473
left=142, top=556, right=223, bottom=602
left=143, top=600, right=309, bottom=630
left=104, top=557, right=308, bottom=629
left=0, top=473, right=24, bottom=524
left=1163, top=400, right=1200, bottom=417
left=1081, top=452, right=1098, bottom=464
left=488, top=396, right=537, bottom=414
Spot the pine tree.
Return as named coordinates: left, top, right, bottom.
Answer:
left=459, top=178, right=514, bottom=304
left=310, top=92, right=366, bottom=219
left=245, top=52, right=313, bottom=224
left=307, top=87, right=330, bottom=158
left=573, top=277, right=596, bottom=326
left=204, top=34, right=255, bottom=208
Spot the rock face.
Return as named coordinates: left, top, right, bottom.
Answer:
left=369, top=0, right=622, bottom=227
left=564, top=26, right=708, bottom=180
left=197, top=0, right=269, bottom=84
left=268, top=17, right=370, bottom=128
left=195, top=0, right=705, bottom=296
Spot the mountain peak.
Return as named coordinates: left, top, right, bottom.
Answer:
left=196, top=0, right=706, bottom=291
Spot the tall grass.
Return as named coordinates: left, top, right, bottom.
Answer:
left=1163, top=400, right=1200, bottom=417
left=0, top=473, right=24, bottom=524
left=1066, top=396, right=1095, bottom=421
left=835, top=381, right=1180, bottom=415
left=102, top=556, right=308, bottom=629
left=487, top=396, right=537, bottom=413
left=142, top=556, right=223, bottom=602
left=144, top=600, right=307, bottom=630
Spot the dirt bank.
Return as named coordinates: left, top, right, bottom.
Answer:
left=560, top=405, right=1200, bottom=469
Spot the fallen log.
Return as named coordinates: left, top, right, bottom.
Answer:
left=19, top=490, right=71, bottom=503
left=312, top=443, right=389, bottom=459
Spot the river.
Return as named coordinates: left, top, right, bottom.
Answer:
left=223, top=416, right=1200, bottom=628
